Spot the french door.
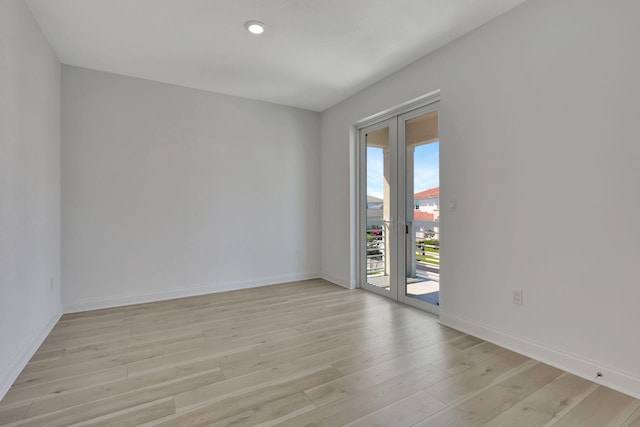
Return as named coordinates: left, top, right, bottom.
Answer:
left=359, top=103, right=440, bottom=314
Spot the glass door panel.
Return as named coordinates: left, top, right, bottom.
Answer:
left=359, top=103, right=439, bottom=314
left=361, top=120, right=397, bottom=298
left=400, top=109, right=440, bottom=313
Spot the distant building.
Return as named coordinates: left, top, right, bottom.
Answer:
left=413, top=187, right=439, bottom=240
left=365, top=188, right=439, bottom=239
left=366, top=195, right=384, bottom=220
left=414, top=187, right=439, bottom=216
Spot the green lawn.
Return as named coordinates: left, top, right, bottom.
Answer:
left=421, top=247, right=439, bottom=254
left=416, top=244, right=439, bottom=265
left=416, top=254, right=440, bottom=265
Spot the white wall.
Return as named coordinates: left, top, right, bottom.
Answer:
left=321, top=0, right=640, bottom=396
left=0, top=0, right=62, bottom=398
left=62, top=66, right=321, bottom=312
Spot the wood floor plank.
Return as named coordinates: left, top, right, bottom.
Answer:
left=127, top=346, right=258, bottom=377
left=343, top=390, right=445, bottom=427
left=274, top=365, right=452, bottom=427
left=414, top=362, right=564, bottom=426
left=0, top=402, right=31, bottom=424
left=17, top=347, right=163, bottom=379
left=71, top=397, right=176, bottom=427
left=424, top=349, right=531, bottom=405
left=292, top=303, right=425, bottom=336
left=351, top=322, right=463, bottom=355
left=12, top=354, right=160, bottom=391
left=331, top=330, right=466, bottom=377
left=304, top=346, right=450, bottom=406
left=23, top=360, right=223, bottom=418
left=549, top=386, right=640, bottom=427
left=200, top=392, right=314, bottom=427
left=253, top=329, right=377, bottom=361
left=482, top=372, right=596, bottom=427
left=12, top=370, right=224, bottom=426
left=28, top=350, right=65, bottom=364
left=220, top=344, right=359, bottom=379
left=160, top=330, right=299, bottom=358
left=622, top=406, right=640, bottom=427
left=430, top=341, right=507, bottom=376
left=252, top=322, right=375, bottom=357
left=1, top=279, right=637, bottom=426
left=48, top=330, right=204, bottom=361
left=0, top=367, right=128, bottom=406
left=173, top=352, right=346, bottom=410
left=153, top=367, right=342, bottom=426
left=31, top=334, right=168, bottom=366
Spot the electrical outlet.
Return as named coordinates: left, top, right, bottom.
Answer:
left=513, top=289, right=523, bottom=305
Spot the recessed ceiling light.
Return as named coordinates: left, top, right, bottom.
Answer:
left=245, top=20, right=266, bottom=35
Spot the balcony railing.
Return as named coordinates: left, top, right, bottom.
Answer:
left=366, top=226, right=385, bottom=276
left=415, top=241, right=440, bottom=268
left=366, top=224, right=440, bottom=277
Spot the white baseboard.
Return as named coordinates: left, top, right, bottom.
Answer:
left=0, top=305, right=62, bottom=401
left=320, top=272, right=351, bottom=289
left=63, top=273, right=320, bottom=313
left=440, top=312, right=640, bottom=400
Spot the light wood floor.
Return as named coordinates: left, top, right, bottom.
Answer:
left=1, top=279, right=639, bottom=426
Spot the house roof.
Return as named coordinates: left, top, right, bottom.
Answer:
left=367, top=195, right=383, bottom=203
left=414, top=211, right=436, bottom=221
left=414, top=187, right=439, bottom=200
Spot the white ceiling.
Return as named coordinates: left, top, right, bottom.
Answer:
left=26, top=0, right=527, bottom=111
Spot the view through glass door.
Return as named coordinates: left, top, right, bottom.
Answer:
left=399, top=108, right=440, bottom=312
left=361, top=118, right=398, bottom=299
left=361, top=105, right=440, bottom=314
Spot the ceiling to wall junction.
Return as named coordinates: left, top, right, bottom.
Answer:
left=27, top=0, right=528, bottom=111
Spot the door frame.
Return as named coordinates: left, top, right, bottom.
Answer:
left=353, top=90, right=441, bottom=312
left=358, top=118, right=398, bottom=299
left=396, top=103, right=441, bottom=314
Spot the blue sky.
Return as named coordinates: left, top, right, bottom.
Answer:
left=367, top=141, right=439, bottom=199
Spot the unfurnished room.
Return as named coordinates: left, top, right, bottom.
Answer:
left=1, top=0, right=640, bottom=425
